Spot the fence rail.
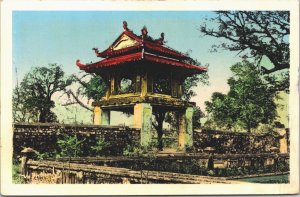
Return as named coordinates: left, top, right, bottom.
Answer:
left=23, top=159, right=243, bottom=184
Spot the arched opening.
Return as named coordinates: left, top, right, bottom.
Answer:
left=118, top=75, right=136, bottom=94
left=153, top=73, right=171, bottom=95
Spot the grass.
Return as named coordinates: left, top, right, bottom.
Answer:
left=239, top=174, right=289, bottom=183
left=12, top=163, right=26, bottom=184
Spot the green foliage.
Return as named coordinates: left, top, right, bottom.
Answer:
left=182, top=55, right=209, bottom=101
left=76, top=74, right=106, bottom=101
left=13, top=64, right=72, bottom=123
left=36, top=151, right=57, bottom=160
left=193, top=106, right=205, bottom=129
left=205, top=61, right=278, bottom=132
left=12, top=163, right=26, bottom=184
left=57, top=134, right=84, bottom=157
left=90, top=137, right=110, bottom=156
left=207, top=170, right=215, bottom=176
left=64, top=73, right=107, bottom=111
left=123, top=144, right=145, bottom=157
left=200, top=11, right=289, bottom=76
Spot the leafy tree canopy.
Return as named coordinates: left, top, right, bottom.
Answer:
left=13, top=64, right=72, bottom=123
left=200, top=11, right=289, bottom=92
left=200, top=11, right=289, bottom=74
left=63, top=73, right=107, bottom=111
left=205, top=61, right=278, bottom=133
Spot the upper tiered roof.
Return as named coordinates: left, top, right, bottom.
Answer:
left=76, top=21, right=207, bottom=74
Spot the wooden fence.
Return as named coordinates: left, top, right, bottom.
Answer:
left=19, top=151, right=289, bottom=184
left=47, top=152, right=289, bottom=170
left=21, top=159, right=243, bottom=184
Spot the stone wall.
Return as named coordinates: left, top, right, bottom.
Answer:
left=193, top=129, right=285, bottom=154
left=13, top=123, right=140, bottom=157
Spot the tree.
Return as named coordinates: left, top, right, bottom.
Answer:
left=200, top=11, right=289, bottom=91
left=63, top=73, right=107, bottom=111
left=57, top=134, right=83, bottom=157
left=205, top=61, right=278, bottom=133
left=205, top=92, right=238, bottom=130
left=13, top=86, right=39, bottom=122
left=13, top=64, right=72, bottom=123
left=192, top=106, right=206, bottom=129
left=200, top=11, right=289, bottom=74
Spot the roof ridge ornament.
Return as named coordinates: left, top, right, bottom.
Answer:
left=92, top=48, right=99, bottom=56
left=123, top=21, right=129, bottom=31
left=157, top=32, right=165, bottom=45
left=141, top=26, right=148, bottom=36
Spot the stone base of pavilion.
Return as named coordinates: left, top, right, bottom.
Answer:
left=93, top=94, right=195, bottom=152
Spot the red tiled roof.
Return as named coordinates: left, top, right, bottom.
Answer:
left=97, top=44, right=143, bottom=58
left=96, top=31, right=188, bottom=60
left=143, top=41, right=187, bottom=59
left=144, top=53, right=206, bottom=72
left=77, top=52, right=143, bottom=70
left=77, top=52, right=206, bottom=73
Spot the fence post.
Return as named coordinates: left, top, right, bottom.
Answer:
left=20, top=147, right=36, bottom=177
left=204, top=147, right=215, bottom=170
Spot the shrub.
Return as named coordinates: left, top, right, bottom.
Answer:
left=123, top=144, right=144, bottom=157
left=57, top=134, right=84, bottom=157
left=36, top=151, right=57, bottom=160
left=12, top=162, right=26, bottom=184
left=90, top=137, right=110, bottom=156
left=207, top=170, right=215, bottom=176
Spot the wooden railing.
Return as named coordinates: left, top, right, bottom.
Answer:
left=22, top=159, right=242, bottom=184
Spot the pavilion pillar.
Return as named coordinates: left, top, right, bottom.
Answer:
left=178, top=107, right=194, bottom=151
left=93, top=107, right=110, bottom=126
left=93, top=106, right=101, bottom=125
left=141, top=74, right=148, bottom=97
left=133, top=103, right=152, bottom=148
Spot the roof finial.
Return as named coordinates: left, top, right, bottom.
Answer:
left=123, top=21, right=129, bottom=31
left=160, top=32, right=164, bottom=40
left=92, top=47, right=99, bottom=56
left=160, top=32, right=165, bottom=43
left=141, top=26, right=148, bottom=36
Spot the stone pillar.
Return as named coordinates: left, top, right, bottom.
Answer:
left=93, top=106, right=101, bottom=125
left=178, top=107, right=194, bottom=151
left=277, top=128, right=288, bottom=153
left=178, top=112, right=186, bottom=150
left=133, top=103, right=152, bottom=148
left=104, top=78, right=111, bottom=99
left=93, top=107, right=110, bottom=126
left=100, top=109, right=110, bottom=126
left=141, top=74, right=148, bottom=97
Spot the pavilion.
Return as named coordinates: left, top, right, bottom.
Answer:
left=76, top=21, right=207, bottom=150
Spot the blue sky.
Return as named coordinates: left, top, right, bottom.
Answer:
left=13, top=11, right=242, bottom=119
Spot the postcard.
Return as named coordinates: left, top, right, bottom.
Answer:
left=1, top=0, right=299, bottom=195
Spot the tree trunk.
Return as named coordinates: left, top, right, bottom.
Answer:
left=39, top=111, right=46, bottom=123
left=153, top=111, right=166, bottom=151
left=247, top=124, right=251, bottom=133
left=157, top=120, right=163, bottom=151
